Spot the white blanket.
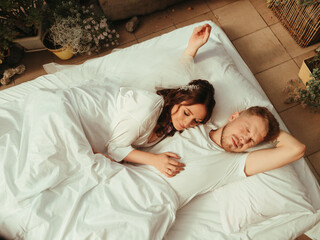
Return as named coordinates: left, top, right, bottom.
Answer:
left=0, top=84, right=178, bottom=239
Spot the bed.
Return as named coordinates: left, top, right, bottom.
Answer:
left=0, top=21, right=320, bottom=240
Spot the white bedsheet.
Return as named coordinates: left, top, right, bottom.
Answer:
left=1, top=21, right=320, bottom=239
left=0, top=85, right=178, bottom=239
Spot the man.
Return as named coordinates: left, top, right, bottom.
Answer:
left=210, top=106, right=305, bottom=176
left=140, top=106, right=306, bottom=207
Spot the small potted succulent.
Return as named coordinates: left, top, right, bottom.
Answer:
left=283, top=46, right=320, bottom=112
left=42, top=0, right=120, bottom=60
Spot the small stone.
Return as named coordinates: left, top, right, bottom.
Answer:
left=187, top=7, right=193, bottom=10
left=125, top=16, right=139, bottom=33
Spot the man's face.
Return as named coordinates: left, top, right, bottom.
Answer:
left=220, top=113, right=268, bottom=153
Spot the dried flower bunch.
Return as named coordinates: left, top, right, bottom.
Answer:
left=283, top=47, right=320, bottom=112
left=49, top=1, right=119, bottom=55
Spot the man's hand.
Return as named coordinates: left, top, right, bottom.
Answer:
left=184, top=24, right=212, bottom=58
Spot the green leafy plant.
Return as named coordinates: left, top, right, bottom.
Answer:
left=283, top=47, right=320, bottom=112
left=296, top=0, right=319, bottom=6
left=44, top=1, right=119, bottom=55
left=0, top=0, right=46, bottom=62
left=0, top=0, right=45, bottom=37
left=0, top=20, right=14, bottom=63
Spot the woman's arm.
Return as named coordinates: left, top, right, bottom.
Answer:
left=106, top=88, right=164, bottom=162
left=183, top=24, right=212, bottom=58
left=124, top=149, right=185, bottom=178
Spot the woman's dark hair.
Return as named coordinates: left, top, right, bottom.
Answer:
left=156, top=79, right=215, bottom=137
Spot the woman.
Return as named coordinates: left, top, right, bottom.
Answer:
left=100, top=79, right=214, bottom=177
left=99, top=24, right=215, bottom=177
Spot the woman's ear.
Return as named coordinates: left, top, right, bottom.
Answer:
left=228, top=112, right=240, bottom=122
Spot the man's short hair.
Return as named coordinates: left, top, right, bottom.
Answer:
left=241, top=106, right=280, bottom=142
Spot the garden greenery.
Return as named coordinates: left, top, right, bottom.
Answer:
left=283, top=47, right=320, bottom=112
left=0, top=0, right=45, bottom=60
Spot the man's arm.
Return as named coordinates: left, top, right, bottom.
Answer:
left=244, top=130, right=306, bottom=176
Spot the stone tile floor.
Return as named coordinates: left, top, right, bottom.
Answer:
left=1, top=0, right=319, bottom=238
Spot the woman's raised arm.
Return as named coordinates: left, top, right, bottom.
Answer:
left=183, top=24, right=212, bottom=58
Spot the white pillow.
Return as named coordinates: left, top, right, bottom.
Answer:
left=45, top=38, right=273, bottom=129
left=213, top=164, right=315, bottom=234
left=194, top=43, right=273, bottom=128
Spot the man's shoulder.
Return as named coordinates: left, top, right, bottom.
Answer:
left=176, top=124, right=220, bottom=152
left=180, top=124, right=210, bottom=140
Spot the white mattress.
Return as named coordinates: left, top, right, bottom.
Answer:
left=1, top=21, right=319, bottom=239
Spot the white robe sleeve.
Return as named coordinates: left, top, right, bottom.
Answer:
left=105, top=87, right=163, bottom=162
left=179, top=52, right=195, bottom=71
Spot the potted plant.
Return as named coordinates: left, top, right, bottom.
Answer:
left=0, top=0, right=47, bottom=51
left=283, top=47, right=320, bottom=112
left=298, top=47, right=320, bottom=84
left=42, top=0, right=120, bottom=60
left=0, top=21, right=14, bottom=64
left=42, top=16, right=81, bottom=60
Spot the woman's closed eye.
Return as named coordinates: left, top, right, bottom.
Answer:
left=184, top=111, right=190, bottom=116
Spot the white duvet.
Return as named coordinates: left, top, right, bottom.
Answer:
left=0, top=83, right=178, bottom=239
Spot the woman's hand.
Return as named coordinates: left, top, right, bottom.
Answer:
left=151, top=152, right=185, bottom=178
left=92, top=148, right=116, bottom=162
left=184, top=24, right=212, bottom=58
left=123, top=149, right=185, bottom=177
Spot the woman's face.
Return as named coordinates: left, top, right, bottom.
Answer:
left=171, top=101, right=207, bottom=131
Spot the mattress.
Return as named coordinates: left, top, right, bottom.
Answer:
left=0, top=21, right=319, bottom=239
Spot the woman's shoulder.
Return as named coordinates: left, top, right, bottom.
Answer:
left=119, top=87, right=161, bottom=100
left=117, top=87, right=164, bottom=122
left=118, top=87, right=163, bottom=107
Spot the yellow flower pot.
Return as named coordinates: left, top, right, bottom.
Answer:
left=47, top=45, right=74, bottom=60
left=42, top=31, right=74, bottom=60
